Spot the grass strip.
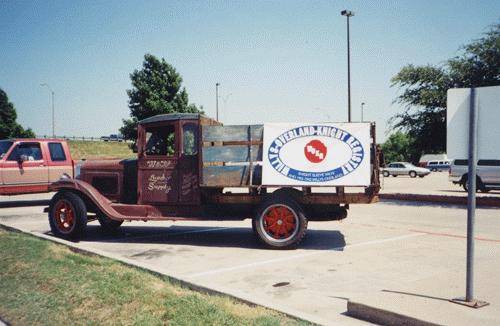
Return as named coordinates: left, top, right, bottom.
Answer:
left=0, top=229, right=308, bottom=326
left=68, top=140, right=134, bottom=160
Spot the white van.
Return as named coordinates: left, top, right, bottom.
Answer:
left=426, top=160, right=451, bottom=172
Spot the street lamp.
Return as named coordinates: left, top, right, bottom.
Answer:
left=361, top=102, right=365, bottom=122
left=215, top=82, right=220, bottom=121
left=40, top=83, right=55, bottom=137
left=341, top=9, right=354, bottom=122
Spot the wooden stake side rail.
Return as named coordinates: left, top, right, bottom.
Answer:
left=202, top=124, right=264, bottom=187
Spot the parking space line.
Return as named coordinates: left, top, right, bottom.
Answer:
left=186, top=233, right=425, bottom=279
left=408, top=229, right=500, bottom=243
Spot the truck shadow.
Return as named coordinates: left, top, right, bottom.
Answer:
left=66, top=224, right=346, bottom=251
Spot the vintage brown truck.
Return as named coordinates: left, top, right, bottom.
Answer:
left=47, top=113, right=380, bottom=249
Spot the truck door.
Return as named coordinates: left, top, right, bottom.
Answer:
left=138, top=122, right=179, bottom=205
left=178, top=121, right=200, bottom=204
left=2, top=142, right=49, bottom=190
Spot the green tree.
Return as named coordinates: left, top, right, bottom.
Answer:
left=0, top=88, right=35, bottom=139
left=120, top=54, right=202, bottom=147
left=390, top=22, right=500, bottom=157
left=382, top=131, right=416, bottom=163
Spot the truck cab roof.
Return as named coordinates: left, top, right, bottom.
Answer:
left=139, top=113, right=206, bottom=125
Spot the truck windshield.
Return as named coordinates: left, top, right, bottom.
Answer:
left=0, top=141, right=13, bottom=158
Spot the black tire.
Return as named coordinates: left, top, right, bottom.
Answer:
left=431, top=168, right=437, bottom=172
left=462, top=175, right=484, bottom=193
left=253, top=195, right=307, bottom=249
left=419, top=175, right=425, bottom=178
left=48, top=191, right=87, bottom=239
left=409, top=171, right=417, bottom=178
left=392, top=175, right=397, bottom=177
left=97, top=212, right=123, bottom=232
left=382, top=171, right=389, bottom=177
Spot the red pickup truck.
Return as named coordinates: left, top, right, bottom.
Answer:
left=0, top=139, right=74, bottom=195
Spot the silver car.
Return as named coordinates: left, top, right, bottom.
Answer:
left=382, top=162, right=431, bottom=178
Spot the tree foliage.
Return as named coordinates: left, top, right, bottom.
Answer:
left=120, top=54, right=202, bottom=147
left=0, top=88, right=35, bottom=139
left=382, top=131, right=415, bottom=163
left=390, top=22, right=500, bottom=158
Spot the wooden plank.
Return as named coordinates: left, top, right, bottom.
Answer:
left=202, top=165, right=262, bottom=187
left=202, top=125, right=263, bottom=142
left=203, top=145, right=262, bottom=163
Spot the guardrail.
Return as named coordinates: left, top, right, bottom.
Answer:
left=36, top=135, right=130, bottom=142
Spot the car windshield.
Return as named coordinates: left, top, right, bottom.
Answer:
left=0, top=141, right=13, bottom=158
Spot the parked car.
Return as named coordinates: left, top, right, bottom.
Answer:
left=426, top=160, right=451, bottom=172
left=109, top=134, right=124, bottom=142
left=449, top=159, right=500, bottom=192
left=101, top=134, right=123, bottom=142
left=382, top=162, right=430, bottom=178
left=0, top=139, right=74, bottom=195
left=418, top=153, right=448, bottom=167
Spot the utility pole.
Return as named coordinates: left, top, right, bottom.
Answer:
left=361, top=102, right=365, bottom=122
left=216, top=82, right=220, bottom=121
left=341, top=10, right=354, bottom=122
left=41, top=83, right=55, bottom=137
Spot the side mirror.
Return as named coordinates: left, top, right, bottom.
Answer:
left=18, top=154, right=28, bottom=164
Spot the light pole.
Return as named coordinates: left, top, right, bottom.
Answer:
left=215, top=82, right=220, bottom=121
left=341, top=9, right=354, bottom=122
left=40, top=83, right=55, bottom=137
left=361, top=102, right=365, bottom=122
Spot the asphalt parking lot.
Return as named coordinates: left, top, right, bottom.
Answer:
left=1, top=195, right=499, bottom=325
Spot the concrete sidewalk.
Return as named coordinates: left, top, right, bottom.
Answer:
left=1, top=201, right=499, bottom=325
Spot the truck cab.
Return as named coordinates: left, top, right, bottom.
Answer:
left=0, top=139, right=73, bottom=195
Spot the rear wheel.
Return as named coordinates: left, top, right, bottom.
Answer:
left=462, top=175, right=485, bottom=192
left=97, top=212, right=123, bottom=232
left=253, top=195, right=307, bottom=249
left=49, top=192, right=87, bottom=239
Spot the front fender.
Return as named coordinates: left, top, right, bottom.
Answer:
left=49, top=178, right=123, bottom=220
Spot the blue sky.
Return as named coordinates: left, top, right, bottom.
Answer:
left=1, top=0, right=498, bottom=141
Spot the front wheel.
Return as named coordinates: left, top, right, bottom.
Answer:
left=49, top=192, right=87, bottom=239
left=253, top=195, right=307, bottom=249
left=382, top=171, right=389, bottom=177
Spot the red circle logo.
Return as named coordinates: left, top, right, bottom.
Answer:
left=304, top=140, right=327, bottom=163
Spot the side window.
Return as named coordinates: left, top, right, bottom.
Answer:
left=478, top=160, right=500, bottom=166
left=182, top=124, right=198, bottom=156
left=7, top=143, right=43, bottom=161
left=48, top=143, right=67, bottom=162
left=145, top=125, right=176, bottom=156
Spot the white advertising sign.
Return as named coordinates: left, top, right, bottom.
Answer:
left=262, top=123, right=371, bottom=186
left=447, top=86, right=500, bottom=160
